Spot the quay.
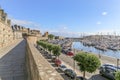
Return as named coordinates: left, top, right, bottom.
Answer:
left=48, top=38, right=120, bottom=79
left=80, top=35, right=120, bottom=51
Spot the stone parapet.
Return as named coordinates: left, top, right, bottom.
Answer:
left=26, top=39, right=64, bottom=80
left=0, top=39, right=23, bottom=52
left=38, top=37, right=48, bottom=40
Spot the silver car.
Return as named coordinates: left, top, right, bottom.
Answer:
left=58, top=64, right=67, bottom=72
left=99, top=64, right=120, bottom=80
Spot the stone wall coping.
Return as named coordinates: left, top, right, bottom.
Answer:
left=27, top=40, right=64, bottom=80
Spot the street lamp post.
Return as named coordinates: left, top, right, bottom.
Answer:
left=72, top=42, right=76, bottom=73
left=117, top=58, right=119, bottom=70
left=98, top=49, right=101, bottom=58
left=72, top=42, right=76, bottom=80
left=68, top=42, right=76, bottom=71
left=73, top=48, right=76, bottom=72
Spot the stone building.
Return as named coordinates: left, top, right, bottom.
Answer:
left=29, top=30, right=42, bottom=37
left=0, top=8, right=47, bottom=49
left=55, top=36, right=64, bottom=40
left=12, top=24, right=42, bottom=39
left=12, top=25, right=23, bottom=39
left=0, top=9, right=14, bottom=49
left=43, top=32, right=48, bottom=37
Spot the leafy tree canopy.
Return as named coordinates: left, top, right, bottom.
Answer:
left=47, top=44, right=53, bottom=52
left=115, top=71, right=120, bottom=80
left=48, top=34, right=54, bottom=40
left=74, top=52, right=101, bottom=74
left=52, top=45, right=61, bottom=57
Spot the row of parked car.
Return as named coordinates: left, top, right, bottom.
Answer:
left=37, top=45, right=86, bottom=80
left=37, top=44, right=120, bottom=80
left=60, top=63, right=120, bottom=80
left=61, top=47, right=75, bottom=56
left=58, top=64, right=87, bottom=80
left=99, top=64, right=120, bottom=80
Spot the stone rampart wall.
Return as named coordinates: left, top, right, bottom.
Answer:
left=0, top=9, right=23, bottom=49
left=26, top=39, right=64, bottom=80
left=0, top=19, right=13, bottom=49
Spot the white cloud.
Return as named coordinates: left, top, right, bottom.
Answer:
left=96, top=29, right=120, bottom=35
left=47, top=28, right=120, bottom=37
left=63, top=26, right=67, bottom=30
left=9, top=17, right=71, bottom=36
left=102, top=12, right=108, bottom=16
left=97, top=21, right=101, bottom=25
left=50, top=30, right=87, bottom=37
left=57, top=24, right=68, bottom=31
left=9, top=17, right=41, bottom=30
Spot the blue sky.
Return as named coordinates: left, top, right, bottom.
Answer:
left=1, top=0, right=120, bottom=37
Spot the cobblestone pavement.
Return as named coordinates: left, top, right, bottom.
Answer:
left=0, top=40, right=26, bottom=80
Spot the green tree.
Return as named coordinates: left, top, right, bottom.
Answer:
left=38, top=41, right=44, bottom=49
left=74, top=52, right=101, bottom=78
left=37, top=41, right=43, bottom=48
left=52, top=45, right=61, bottom=59
left=115, top=71, right=120, bottom=80
left=47, top=44, right=53, bottom=53
left=43, top=42, right=48, bottom=51
left=48, top=34, right=54, bottom=40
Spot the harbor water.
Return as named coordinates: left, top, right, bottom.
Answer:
left=72, top=42, right=120, bottom=59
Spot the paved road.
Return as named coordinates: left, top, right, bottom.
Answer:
left=37, top=46, right=108, bottom=80
left=37, top=47, right=72, bottom=80
left=0, top=40, right=26, bottom=80
left=59, top=53, right=108, bottom=80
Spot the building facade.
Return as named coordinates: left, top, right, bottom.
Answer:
left=0, top=8, right=48, bottom=49
left=0, top=9, right=14, bottom=49
left=43, top=32, right=48, bottom=37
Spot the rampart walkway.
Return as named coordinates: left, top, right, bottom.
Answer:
left=0, top=40, right=26, bottom=80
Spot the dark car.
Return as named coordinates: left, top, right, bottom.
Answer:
left=62, top=49, right=68, bottom=54
left=99, top=64, right=120, bottom=80
left=46, top=54, right=51, bottom=59
left=64, top=69, right=76, bottom=79
left=76, top=76, right=87, bottom=80
left=58, top=64, right=67, bottom=72
left=61, top=49, right=66, bottom=53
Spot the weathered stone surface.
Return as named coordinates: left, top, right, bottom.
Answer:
left=26, top=38, right=64, bottom=80
left=0, top=40, right=26, bottom=80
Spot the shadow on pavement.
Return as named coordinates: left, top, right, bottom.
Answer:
left=88, top=74, right=108, bottom=80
